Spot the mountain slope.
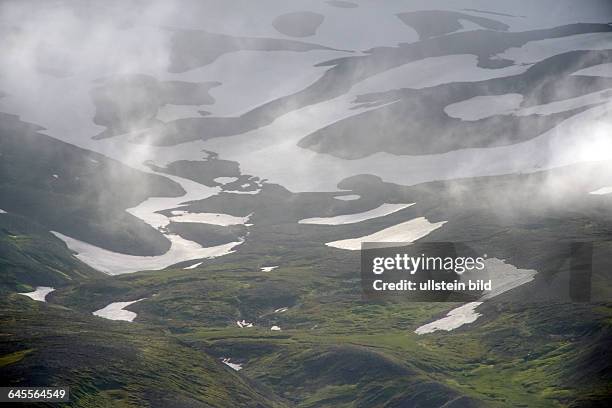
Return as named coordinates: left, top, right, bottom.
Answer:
left=0, top=295, right=286, bottom=408
left=0, top=211, right=102, bottom=292
left=0, top=112, right=183, bottom=256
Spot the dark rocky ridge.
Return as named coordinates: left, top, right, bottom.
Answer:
left=397, top=10, right=509, bottom=39
left=168, top=28, right=338, bottom=73
left=131, top=23, right=612, bottom=147
left=298, top=49, right=612, bottom=158
left=0, top=113, right=183, bottom=256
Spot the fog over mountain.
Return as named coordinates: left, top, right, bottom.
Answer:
left=1, top=1, right=612, bottom=407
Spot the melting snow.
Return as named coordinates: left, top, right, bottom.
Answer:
left=221, top=358, right=243, bottom=371
left=589, top=186, right=612, bottom=195
left=169, top=211, right=250, bottom=226
left=270, top=326, right=282, bottom=331
left=261, top=266, right=278, bottom=272
left=184, top=261, right=203, bottom=270
left=222, top=189, right=261, bottom=195
left=299, top=203, right=414, bottom=225
left=18, top=286, right=55, bottom=302
left=213, top=176, right=239, bottom=184
left=0, top=209, right=7, bottom=214
left=326, top=217, right=446, bottom=250
left=236, top=320, right=254, bottom=328
left=53, top=231, right=243, bottom=275
left=416, top=259, right=537, bottom=334
left=93, top=298, right=146, bottom=322
left=497, top=32, right=612, bottom=66
left=444, top=94, right=523, bottom=121
left=334, top=194, right=360, bottom=201
left=415, top=302, right=483, bottom=335
left=479, top=258, right=537, bottom=299
left=274, top=307, right=288, bottom=313
left=572, top=62, right=612, bottom=78
left=52, top=173, right=245, bottom=274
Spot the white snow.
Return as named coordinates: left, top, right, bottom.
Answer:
left=416, top=258, right=537, bottom=334
left=222, top=189, right=261, bottom=195
left=169, top=211, right=250, bottom=226
left=201, top=91, right=612, bottom=192
left=299, top=203, right=414, bottom=225
left=326, top=217, right=446, bottom=250
left=177, top=50, right=344, bottom=117
left=52, top=174, right=59, bottom=179
left=126, top=176, right=218, bottom=230
left=444, top=94, right=524, bottom=121
left=590, top=187, right=612, bottom=195
left=350, top=55, right=528, bottom=96
left=415, top=302, right=483, bottom=335
left=221, top=358, right=243, bottom=371
left=156, top=104, right=205, bottom=122
left=93, top=298, right=146, bottom=322
left=334, top=194, right=360, bottom=201
left=270, top=325, right=282, bottom=331
left=0, top=0, right=609, bottom=196
left=274, top=307, right=288, bottom=313
left=213, top=177, right=239, bottom=184
left=1, top=0, right=611, bottom=280
left=0, top=2, right=608, bottom=202
left=183, top=261, right=203, bottom=270
left=260, top=266, right=278, bottom=272
left=0, top=209, right=7, bottom=214
left=496, top=32, right=612, bottom=66
left=442, top=88, right=611, bottom=122
left=18, top=286, right=55, bottom=302
left=236, top=320, right=254, bottom=328
left=516, top=89, right=612, bottom=116
left=479, top=258, right=537, bottom=300
left=51, top=173, right=246, bottom=274
left=572, top=63, right=612, bottom=78
left=52, top=231, right=243, bottom=275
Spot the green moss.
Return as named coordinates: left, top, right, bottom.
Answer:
left=0, top=348, right=34, bottom=367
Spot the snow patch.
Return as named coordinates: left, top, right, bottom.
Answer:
left=326, top=217, right=446, bottom=250
left=415, top=302, right=483, bottom=335
left=261, top=266, right=278, bottom=272
left=18, top=286, right=55, bottom=302
left=334, top=194, right=360, bottom=201
left=213, top=176, right=239, bottom=184
left=497, top=32, right=612, bottom=66
left=515, top=89, right=612, bottom=116
left=572, top=62, right=612, bottom=78
left=183, top=261, right=203, bottom=270
left=93, top=298, right=146, bottom=322
left=444, top=94, right=523, bottom=121
left=299, top=203, right=414, bottom=225
left=590, top=186, right=612, bottom=195
left=0, top=209, right=7, bottom=214
left=236, top=320, right=254, bottom=328
left=480, top=258, right=537, bottom=300
left=169, top=211, right=250, bottom=226
left=416, top=259, right=537, bottom=334
left=53, top=231, right=243, bottom=275
left=221, top=358, right=243, bottom=371
left=222, top=189, right=261, bottom=195
left=270, top=325, right=282, bottom=331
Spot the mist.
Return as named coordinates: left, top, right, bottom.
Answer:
left=0, top=0, right=611, bottom=259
